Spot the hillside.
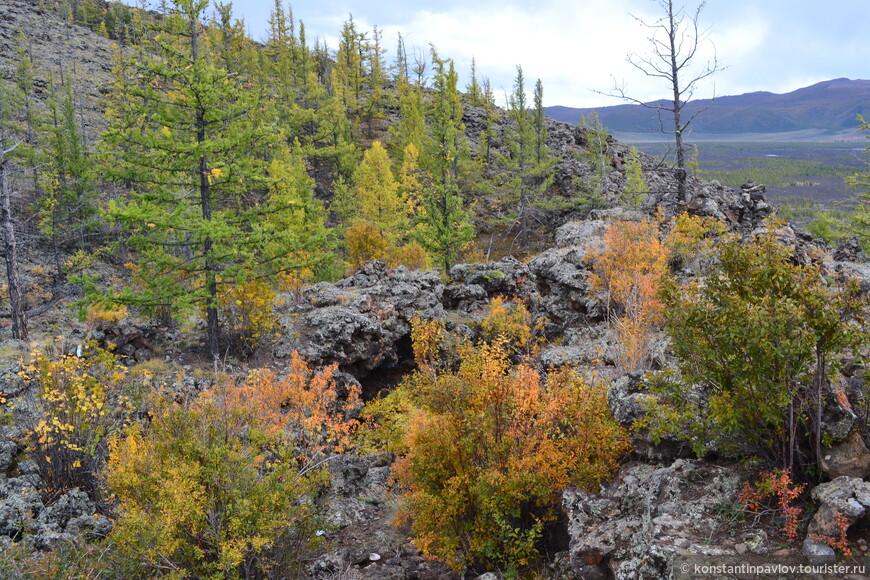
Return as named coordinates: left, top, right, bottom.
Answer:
left=548, top=78, right=870, bottom=141
left=1, top=2, right=870, bottom=580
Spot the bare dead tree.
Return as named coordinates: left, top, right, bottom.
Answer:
left=610, top=0, right=723, bottom=203
left=0, top=140, right=27, bottom=340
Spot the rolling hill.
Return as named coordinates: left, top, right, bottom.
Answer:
left=547, top=78, right=870, bottom=141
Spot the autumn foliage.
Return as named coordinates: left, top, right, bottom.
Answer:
left=381, top=319, right=628, bottom=573
left=218, top=279, right=279, bottom=355
left=479, top=296, right=540, bottom=357
left=738, top=469, right=806, bottom=543
left=106, top=352, right=360, bottom=579
left=21, top=341, right=139, bottom=500
left=589, top=219, right=668, bottom=371
left=346, top=220, right=388, bottom=269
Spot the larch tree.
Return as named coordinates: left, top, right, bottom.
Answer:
left=354, top=141, right=406, bottom=239
left=0, top=78, right=28, bottom=339
left=415, top=48, right=473, bottom=270
left=500, top=66, right=554, bottom=250
left=394, top=33, right=410, bottom=87
left=39, top=77, right=98, bottom=265
left=388, top=82, right=426, bottom=168
left=99, top=0, right=304, bottom=360
left=362, top=26, right=389, bottom=137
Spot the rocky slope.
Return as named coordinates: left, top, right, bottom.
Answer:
left=3, top=3, right=870, bottom=579
left=0, top=0, right=115, bottom=143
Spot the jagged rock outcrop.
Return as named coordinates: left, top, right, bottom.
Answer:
left=87, top=321, right=156, bottom=363
left=445, top=256, right=537, bottom=311
left=563, top=459, right=743, bottom=580
left=273, top=261, right=445, bottom=377
left=527, top=220, right=608, bottom=332
left=644, top=173, right=775, bottom=230
left=0, top=479, right=109, bottom=551
left=805, top=476, right=870, bottom=554
left=606, top=373, right=698, bottom=463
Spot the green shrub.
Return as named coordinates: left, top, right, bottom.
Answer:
left=648, top=229, right=866, bottom=471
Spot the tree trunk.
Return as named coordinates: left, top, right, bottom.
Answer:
left=0, top=149, right=27, bottom=340
left=668, top=0, right=688, bottom=203
left=191, top=12, right=220, bottom=362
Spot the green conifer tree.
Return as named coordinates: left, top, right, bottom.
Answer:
left=499, top=67, right=554, bottom=249
left=414, top=48, right=473, bottom=270
left=99, top=0, right=301, bottom=360
left=621, top=146, right=648, bottom=209
left=39, top=77, right=98, bottom=261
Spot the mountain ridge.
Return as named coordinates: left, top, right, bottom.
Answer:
left=547, top=78, right=870, bottom=141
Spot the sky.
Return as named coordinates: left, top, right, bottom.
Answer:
left=149, top=0, right=870, bottom=108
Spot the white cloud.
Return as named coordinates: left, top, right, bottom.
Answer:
left=228, top=0, right=870, bottom=108
left=358, top=0, right=665, bottom=107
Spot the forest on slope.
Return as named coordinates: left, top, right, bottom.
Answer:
left=0, top=0, right=624, bottom=356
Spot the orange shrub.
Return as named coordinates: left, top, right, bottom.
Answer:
left=738, top=469, right=806, bottom=543
left=589, top=220, right=668, bottom=371
left=390, top=321, right=629, bottom=572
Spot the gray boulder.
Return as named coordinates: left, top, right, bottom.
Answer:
left=807, top=476, right=870, bottom=538
left=274, top=262, right=445, bottom=377
left=528, top=245, right=603, bottom=330
left=821, top=431, right=870, bottom=480
left=607, top=373, right=697, bottom=461
left=563, top=460, right=743, bottom=580
left=448, top=256, right=537, bottom=303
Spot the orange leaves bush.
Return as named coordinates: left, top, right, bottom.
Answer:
left=738, top=469, right=806, bottom=543
left=240, top=352, right=361, bottom=465
left=106, top=351, right=360, bottom=579
left=589, top=220, right=668, bottom=371
left=387, top=321, right=629, bottom=572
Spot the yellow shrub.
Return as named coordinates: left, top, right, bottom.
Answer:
left=664, top=212, right=727, bottom=271
left=479, top=296, right=540, bottom=357
left=346, top=220, right=388, bottom=269
left=21, top=341, right=138, bottom=499
left=388, top=321, right=629, bottom=572
left=107, top=353, right=360, bottom=578
left=85, top=302, right=129, bottom=326
left=387, top=241, right=432, bottom=270
left=218, top=280, right=278, bottom=355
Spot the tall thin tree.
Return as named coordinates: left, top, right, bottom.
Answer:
left=610, top=0, right=721, bottom=202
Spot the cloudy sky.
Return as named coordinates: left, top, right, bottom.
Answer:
left=201, top=0, right=867, bottom=108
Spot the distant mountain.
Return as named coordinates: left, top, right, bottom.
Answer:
left=547, top=78, right=870, bottom=141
